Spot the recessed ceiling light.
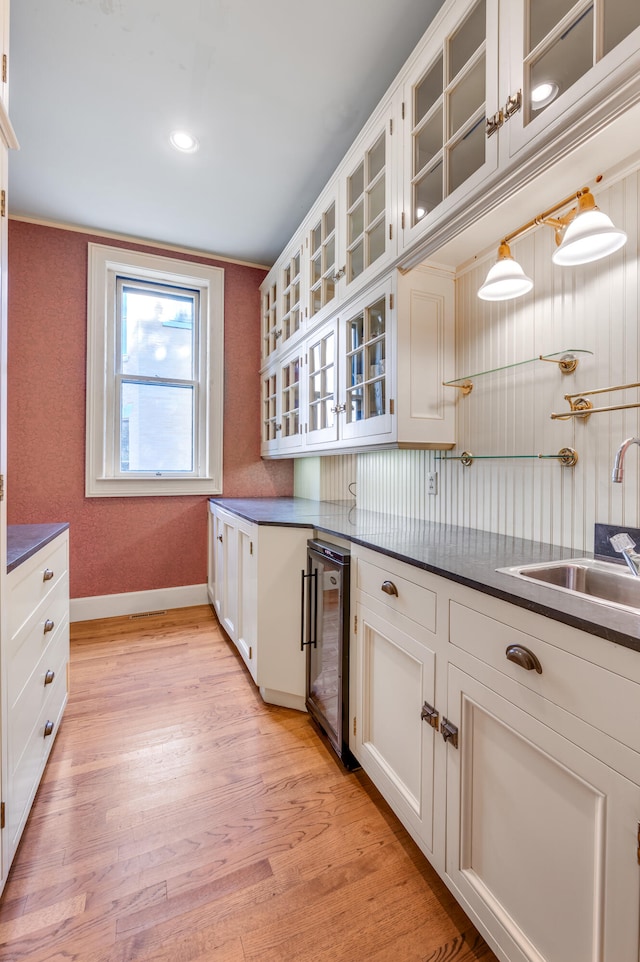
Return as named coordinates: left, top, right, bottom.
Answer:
left=169, top=130, right=199, bottom=153
left=531, top=82, right=559, bottom=110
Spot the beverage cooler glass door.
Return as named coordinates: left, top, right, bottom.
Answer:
left=302, top=540, right=356, bottom=769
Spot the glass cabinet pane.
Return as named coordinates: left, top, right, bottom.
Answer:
left=604, top=0, right=640, bottom=54
left=415, top=106, right=443, bottom=174
left=345, top=296, right=387, bottom=424
left=309, top=201, right=337, bottom=319
left=415, top=55, right=443, bottom=123
left=308, top=329, right=336, bottom=433
left=346, top=130, right=386, bottom=283
left=281, top=248, right=302, bottom=344
left=411, top=0, right=486, bottom=225
left=449, top=117, right=485, bottom=193
left=529, top=0, right=577, bottom=52
left=527, top=6, right=593, bottom=122
left=448, top=54, right=485, bottom=137
left=449, top=0, right=486, bottom=79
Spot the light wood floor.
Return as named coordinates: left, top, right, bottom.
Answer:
left=0, top=605, right=497, bottom=962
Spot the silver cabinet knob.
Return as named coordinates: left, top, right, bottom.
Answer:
left=44, top=669, right=55, bottom=686
left=43, top=568, right=54, bottom=582
left=43, top=619, right=55, bottom=634
left=43, top=720, right=54, bottom=737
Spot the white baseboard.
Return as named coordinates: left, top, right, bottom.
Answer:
left=70, top=583, right=209, bottom=622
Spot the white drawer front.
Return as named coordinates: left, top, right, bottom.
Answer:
left=10, top=624, right=69, bottom=769
left=449, top=600, right=640, bottom=754
left=9, top=578, right=69, bottom=703
left=8, top=535, right=68, bottom=641
left=357, top=557, right=436, bottom=633
left=7, top=660, right=68, bottom=852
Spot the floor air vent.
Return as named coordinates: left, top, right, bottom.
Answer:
left=129, top=610, right=167, bottom=619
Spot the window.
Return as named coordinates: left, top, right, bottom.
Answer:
left=86, top=244, right=224, bottom=497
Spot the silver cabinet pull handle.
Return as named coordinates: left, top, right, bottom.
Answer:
left=43, top=568, right=54, bottom=582
left=44, top=670, right=55, bottom=686
left=506, top=644, right=542, bottom=674
left=43, top=720, right=54, bottom=737
left=44, top=619, right=55, bottom=634
left=381, top=580, right=398, bottom=597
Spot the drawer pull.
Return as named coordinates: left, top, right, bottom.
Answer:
left=43, top=720, right=54, bottom=738
left=43, top=619, right=55, bottom=634
left=43, top=568, right=54, bottom=582
left=44, top=669, right=55, bottom=686
left=506, top=644, right=542, bottom=674
left=217, top=534, right=223, bottom=543
left=381, top=580, right=398, bottom=597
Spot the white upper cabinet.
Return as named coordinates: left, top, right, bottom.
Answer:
left=400, top=0, right=500, bottom=253
left=340, top=98, right=398, bottom=303
left=306, top=182, right=340, bottom=327
left=261, top=235, right=305, bottom=366
left=260, top=346, right=304, bottom=458
left=503, top=0, right=640, bottom=161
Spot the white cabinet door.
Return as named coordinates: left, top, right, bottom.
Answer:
left=353, top=597, right=439, bottom=859
left=217, top=510, right=238, bottom=642
left=304, top=317, right=340, bottom=449
left=400, top=0, right=500, bottom=255
left=260, top=349, right=304, bottom=457
left=235, top=521, right=257, bottom=681
left=502, top=0, right=640, bottom=163
left=340, top=98, right=397, bottom=303
left=306, top=183, right=341, bottom=329
left=445, top=663, right=640, bottom=962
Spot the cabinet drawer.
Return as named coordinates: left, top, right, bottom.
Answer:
left=7, top=657, right=68, bottom=851
left=8, top=535, right=68, bottom=641
left=357, top=557, right=436, bottom=633
left=449, top=600, right=640, bottom=755
left=9, top=578, right=69, bottom=702
left=10, top=624, right=69, bottom=768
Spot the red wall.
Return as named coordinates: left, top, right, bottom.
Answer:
left=7, top=222, right=293, bottom=599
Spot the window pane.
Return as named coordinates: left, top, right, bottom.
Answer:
left=121, top=382, right=193, bottom=472
left=121, top=286, right=195, bottom=380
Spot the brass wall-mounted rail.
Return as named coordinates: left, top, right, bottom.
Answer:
left=436, top=448, right=578, bottom=467
left=551, top=381, right=640, bottom=420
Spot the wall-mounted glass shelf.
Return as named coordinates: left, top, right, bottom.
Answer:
left=436, top=448, right=578, bottom=467
left=442, top=349, right=593, bottom=396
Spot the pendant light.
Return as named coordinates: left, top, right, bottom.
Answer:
left=478, top=242, right=533, bottom=301
left=477, top=183, right=626, bottom=302
left=551, top=190, right=627, bottom=265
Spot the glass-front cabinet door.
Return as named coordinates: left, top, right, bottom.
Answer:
left=260, top=280, right=278, bottom=363
left=342, top=99, right=396, bottom=301
left=341, top=286, right=393, bottom=443
left=305, top=318, right=339, bottom=447
left=280, top=245, right=303, bottom=349
left=401, top=0, right=499, bottom=253
left=260, top=350, right=304, bottom=457
left=308, top=189, right=339, bottom=325
left=505, top=0, right=640, bottom=159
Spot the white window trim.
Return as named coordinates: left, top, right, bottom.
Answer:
left=86, top=244, right=224, bottom=497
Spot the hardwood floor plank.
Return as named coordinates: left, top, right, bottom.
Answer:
left=0, top=606, right=498, bottom=962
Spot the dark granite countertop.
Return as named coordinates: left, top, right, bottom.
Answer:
left=211, top=497, right=640, bottom=654
left=7, top=523, right=69, bottom=573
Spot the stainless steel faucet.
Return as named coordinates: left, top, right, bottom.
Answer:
left=611, top=437, right=640, bottom=482
left=610, top=532, right=640, bottom=576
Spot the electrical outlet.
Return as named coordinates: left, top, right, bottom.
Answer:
left=427, top=471, right=438, bottom=495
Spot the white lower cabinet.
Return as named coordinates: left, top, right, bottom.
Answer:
left=354, top=595, right=438, bottom=858
left=4, top=530, right=70, bottom=876
left=207, top=502, right=309, bottom=709
left=351, top=544, right=640, bottom=962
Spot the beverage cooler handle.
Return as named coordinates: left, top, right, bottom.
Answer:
left=300, top=568, right=318, bottom=651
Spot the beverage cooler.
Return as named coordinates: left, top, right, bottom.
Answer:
left=301, top=539, right=358, bottom=770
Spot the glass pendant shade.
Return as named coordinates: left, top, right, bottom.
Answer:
left=478, top=243, right=534, bottom=301
left=552, top=194, right=627, bottom=266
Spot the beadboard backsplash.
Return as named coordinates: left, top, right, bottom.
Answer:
left=295, top=166, right=640, bottom=553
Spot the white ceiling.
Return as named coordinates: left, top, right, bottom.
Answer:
left=8, top=0, right=447, bottom=267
